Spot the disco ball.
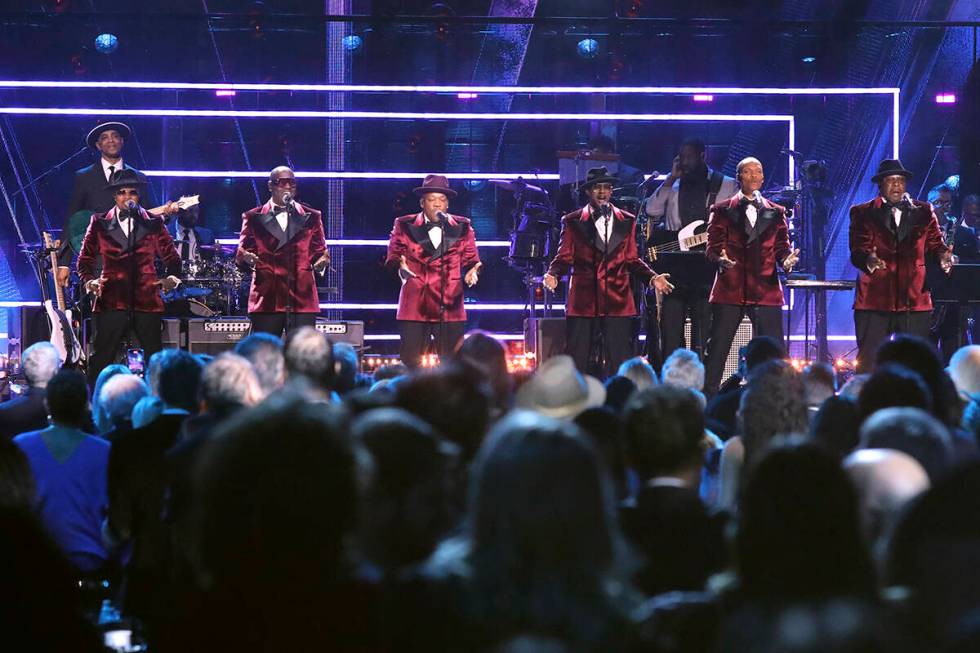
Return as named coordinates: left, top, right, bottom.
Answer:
left=342, top=35, right=363, bottom=51
left=577, top=38, right=599, bottom=59
left=94, top=33, right=118, bottom=54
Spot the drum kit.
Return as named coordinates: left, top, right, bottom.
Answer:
left=161, top=243, right=246, bottom=317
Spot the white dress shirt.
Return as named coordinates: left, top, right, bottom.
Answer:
left=425, top=216, right=443, bottom=250
left=178, top=226, right=197, bottom=259
left=273, top=203, right=290, bottom=232
left=113, top=207, right=132, bottom=237
left=881, top=197, right=902, bottom=228
left=594, top=207, right=613, bottom=243
left=736, top=190, right=761, bottom=229
left=102, top=158, right=123, bottom=181
left=644, top=167, right=738, bottom=231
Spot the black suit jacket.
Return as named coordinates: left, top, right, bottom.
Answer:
left=59, top=162, right=155, bottom=265
left=0, top=387, right=48, bottom=440
left=619, top=484, right=727, bottom=596
left=167, top=222, right=215, bottom=259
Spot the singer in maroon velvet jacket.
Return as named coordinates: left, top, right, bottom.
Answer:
left=77, top=207, right=181, bottom=313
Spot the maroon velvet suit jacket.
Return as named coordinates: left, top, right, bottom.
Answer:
left=236, top=200, right=326, bottom=314
left=849, top=197, right=948, bottom=312
left=546, top=205, right=655, bottom=318
left=77, top=208, right=181, bottom=313
left=706, top=195, right=791, bottom=307
left=385, top=213, right=480, bottom=322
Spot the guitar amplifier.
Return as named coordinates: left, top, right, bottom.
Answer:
left=187, top=318, right=251, bottom=355
left=315, top=319, right=365, bottom=349
left=524, top=317, right=566, bottom=364
left=686, top=316, right=753, bottom=381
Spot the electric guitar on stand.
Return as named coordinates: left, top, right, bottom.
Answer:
left=42, top=232, right=85, bottom=366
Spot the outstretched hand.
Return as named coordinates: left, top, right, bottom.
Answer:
left=718, top=248, right=736, bottom=270
left=543, top=273, right=558, bottom=291
left=940, top=244, right=955, bottom=274
left=464, top=262, right=482, bottom=287
left=866, top=246, right=887, bottom=274
left=651, top=273, right=674, bottom=294
left=783, top=248, right=800, bottom=272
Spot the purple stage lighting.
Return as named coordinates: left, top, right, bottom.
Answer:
left=457, top=92, right=479, bottom=99
left=692, top=94, right=714, bottom=102
left=215, top=89, right=236, bottom=97
left=935, top=93, right=956, bottom=104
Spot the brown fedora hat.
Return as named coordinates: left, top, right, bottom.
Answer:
left=413, top=174, right=457, bottom=198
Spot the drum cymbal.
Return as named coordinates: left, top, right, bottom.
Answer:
left=487, top=179, right=545, bottom=193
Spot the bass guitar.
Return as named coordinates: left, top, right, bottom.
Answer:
left=42, top=232, right=85, bottom=365
left=646, top=220, right=708, bottom=262
left=64, top=194, right=201, bottom=254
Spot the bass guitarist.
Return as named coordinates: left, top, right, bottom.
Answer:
left=643, top=138, right=736, bottom=362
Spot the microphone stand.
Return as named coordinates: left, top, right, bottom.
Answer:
left=127, top=205, right=138, bottom=356
left=439, top=222, right=447, bottom=361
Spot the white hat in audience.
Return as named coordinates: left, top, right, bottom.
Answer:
left=515, top=355, right=605, bottom=420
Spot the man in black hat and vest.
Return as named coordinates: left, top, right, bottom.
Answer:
left=385, top=174, right=482, bottom=367
left=849, top=158, right=953, bottom=372
left=544, top=166, right=674, bottom=377
left=56, top=122, right=176, bottom=286
left=76, top=169, right=182, bottom=384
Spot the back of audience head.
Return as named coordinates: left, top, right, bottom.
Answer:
left=949, top=345, right=980, bottom=398
left=131, top=395, right=164, bottom=429
left=843, top=448, right=929, bottom=551
left=839, top=373, right=870, bottom=401
left=623, top=385, right=705, bottom=484
left=738, top=360, right=808, bottom=467
left=744, top=336, right=785, bottom=376
left=466, top=411, right=618, bottom=594
left=394, top=363, right=491, bottom=462
left=455, top=330, right=512, bottom=413
left=859, top=406, right=952, bottom=482
left=21, top=341, right=61, bottom=389
left=802, top=362, right=836, bottom=408
left=192, top=393, right=357, bottom=600
left=284, top=326, right=335, bottom=395
left=876, top=335, right=957, bottom=425
left=809, top=395, right=862, bottom=460
left=736, top=438, right=875, bottom=602
left=198, top=353, right=262, bottom=416
left=857, top=363, right=932, bottom=420
left=353, top=407, right=458, bottom=571
left=661, top=349, right=703, bottom=392
left=155, top=348, right=205, bottom=413
left=617, top=356, right=658, bottom=391
left=97, top=373, right=149, bottom=433
left=372, top=362, right=408, bottom=383
left=0, top=440, right=35, bottom=510
left=91, top=364, right=130, bottom=431
left=44, top=369, right=89, bottom=428
left=574, top=406, right=629, bottom=500
left=603, top=375, right=637, bottom=413
left=234, top=332, right=284, bottom=397
left=332, top=342, right=360, bottom=396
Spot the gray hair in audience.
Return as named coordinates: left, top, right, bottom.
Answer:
left=616, top=356, right=658, bottom=391
left=284, top=326, right=335, bottom=392
left=234, top=333, right=285, bottom=397
left=949, top=345, right=980, bottom=397
left=97, top=374, right=149, bottom=431
left=22, top=342, right=61, bottom=388
left=200, top=353, right=263, bottom=412
left=661, top=348, right=705, bottom=392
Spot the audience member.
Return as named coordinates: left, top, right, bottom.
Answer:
left=0, top=341, right=61, bottom=439
left=621, top=385, right=726, bottom=595
left=843, top=448, right=929, bottom=559
left=949, top=345, right=980, bottom=398
left=183, top=392, right=375, bottom=652
left=859, top=406, right=952, bottom=482
left=284, top=326, right=336, bottom=399
left=857, top=363, right=933, bottom=420
left=735, top=438, right=875, bottom=603
left=333, top=341, right=362, bottom=396
left=354, top=408, right=459, bottom=574
left=839, top=372, right=870, bottom=400
left=574, top=406, right=629, bottom=499
left=90, top=364, right=131, bottom=434
left=373, top=362, right=409, bottom=383
left=705, top=336, right=784, bottom=438
left=661, top=349, right=704, bottom=393
left=802, top=362, right=836, bottom=413
left=233, top=332, right=285, bottom=398
left=514, top=355, right=605, bottom=421
left=617, top=356, right=658, bottom=391
left=603, top=375, right=637, bottom=413
left=455, top=330, right=512, bottom=416
left=808, top=394, right=862, bottom=460
left=0, top=438, right=36, bottom=510
left=877, top=335, right=959, bottom=428
left=96, top=374, right=149, bottom=441
left=393, top=411, right=648, bottom=652
left=13, top=370, right=110, bottom=573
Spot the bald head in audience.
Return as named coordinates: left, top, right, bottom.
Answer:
left=949, top=345, right=980, bottom=398
left=844, top=448, right=930, bottom=547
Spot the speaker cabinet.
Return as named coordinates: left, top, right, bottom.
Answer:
left=187, top=318, right=251, bottom=355
left=684, top=315, right=753, bottom=381
left=315, top=319, right=365, bottom=350
left=524, top=317, right=566, bottom=364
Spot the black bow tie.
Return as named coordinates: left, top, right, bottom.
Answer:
left=884, top=200, right=908, bottom=212
left=740, top=196, right=762, bottom=210
left=426, top=221, right=442, bottom=230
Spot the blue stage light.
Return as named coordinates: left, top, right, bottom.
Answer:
left=463, top=179, right=486, bottom=191
left=342, top=35, right=362, bottom=51
left=94, top=33, right=118, bottom=54
left=577, top=38, right=599, bottom=58
left=801, top=56, right=816, bottom=64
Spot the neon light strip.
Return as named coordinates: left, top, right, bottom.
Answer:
left=318, top=303, right=564, bottom=311
left=365, top=333, right=525, bottom=341
left=893, top=90, right=901, bottom=159
left=143, top=170, right=667, bottom=181
left=0, top=108, right=795, bottom=122
left=0, top=301, right=41, bottom=308
left=214, top=238, right=514, bottom=246
left=0, top=81, right=900, bottom=95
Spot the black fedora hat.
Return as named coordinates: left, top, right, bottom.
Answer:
left=86, top=121, right=132, bottom=149
left=413, top=174, right=457, bottom=198
left=580, top=166, right=619, bottom=190
left=871, top=158, right=914, bottom=184
left=105, top=168, right=146, bottom=191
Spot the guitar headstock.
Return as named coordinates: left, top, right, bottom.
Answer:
left=42, top=231, right=60, bottom=251
left=175, top=195, right=200, bottom=210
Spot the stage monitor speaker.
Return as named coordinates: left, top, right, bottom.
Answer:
left=315, top=319, right=365, bottom=350
left=524, top=317, right=566, bottom=364
left=685, top=315, right=753, bottom=381
left=187, top=318, right=251, bottom=355
left=161, top=318, right=183, bottom=350
left=7, top=306, right=51, bottom=360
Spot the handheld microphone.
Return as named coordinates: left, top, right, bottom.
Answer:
left=435, top=210, right=450, bottom=222
left=901, top=192, right=913, bottom=208
left=281, top=192, right=293, bottom=205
